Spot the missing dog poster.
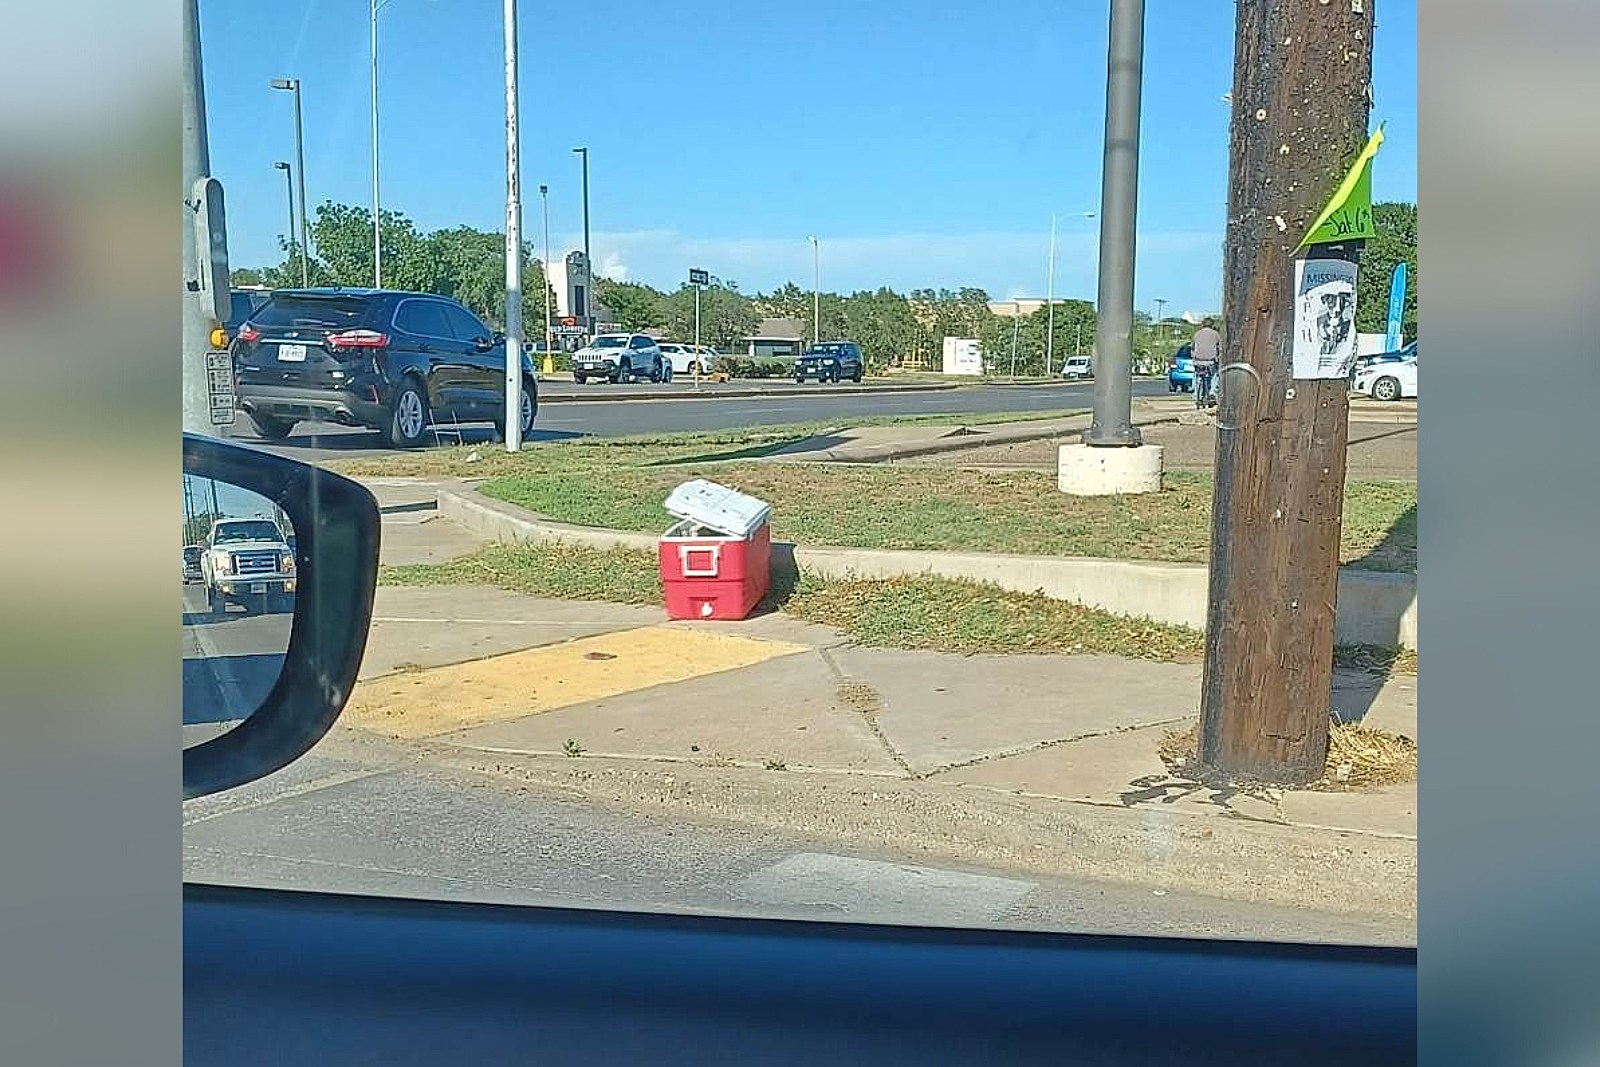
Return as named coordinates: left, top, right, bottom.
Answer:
left=1292, top=257, right=1359, bottom=379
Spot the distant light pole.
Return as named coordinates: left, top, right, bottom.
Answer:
left=572, top=146, right=590, bottom=330
left=1046, top=211, right=1095, bottom=377
left=807, top=235, right=820, bottom=346
left=1152, top=297, right=1167, bottom=352
left=272, top=161, right=295, bottom=275
left=269, top=77, right=309, bottom=286
left=539, top=183, right=553, bottom=371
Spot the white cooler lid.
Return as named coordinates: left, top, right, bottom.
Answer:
left=663, top=479, right=771, bottom=539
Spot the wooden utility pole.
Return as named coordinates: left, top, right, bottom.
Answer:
left=1199, top=0, right=1375, bottom=782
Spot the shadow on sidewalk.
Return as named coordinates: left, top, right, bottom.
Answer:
left=1334, top=502, right=1418, bottom=728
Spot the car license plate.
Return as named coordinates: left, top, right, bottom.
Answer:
left=251, top=583, right=267, bottom=594
left=277, top=343, right=308, bottom=362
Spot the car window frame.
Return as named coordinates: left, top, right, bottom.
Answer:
left=442, top=301, right=491, bottom=344
left=393, top=297, right=455, bottom=342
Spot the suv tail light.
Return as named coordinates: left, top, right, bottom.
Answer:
left=237, top=324, right=261, bottom=343
left=327, top=329, right=390, bottom=350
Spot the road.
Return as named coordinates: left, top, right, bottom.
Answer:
left=182, top=581, right=292, bottom=746
left=228, top=380, right=1173, bottom=464
left=184, top=726, right=1414, bottom=946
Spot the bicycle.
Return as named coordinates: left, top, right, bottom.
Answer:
left=1194, top=364, right=1216, bottom=409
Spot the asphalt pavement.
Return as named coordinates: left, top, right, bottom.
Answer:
left=182, top=581, right=292, bottom=746
left=228, top=380, right=1172, bottom=464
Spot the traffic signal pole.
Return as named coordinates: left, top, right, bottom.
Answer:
left=1199, top=0, right=1375, bottom=782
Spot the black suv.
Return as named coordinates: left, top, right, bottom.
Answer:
left=232, top=289, right=537, bottom=448
left=794, top=341, right=864, bottom=383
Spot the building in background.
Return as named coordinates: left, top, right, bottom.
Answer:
left=546, top=251, right=614, bottom=332
left=743, top=318, right=806, bottom=359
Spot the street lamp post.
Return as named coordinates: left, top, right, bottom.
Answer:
left=272, top=161, right=294, bottom=274
left=269, top=78, right=309, bottom=286
left=572, top=147, right=590, bottom=331
left=1153, top=297, right=1167, bottom=342
left=540, top=183, right=553, bottom=373
left=502, top=0, right=524, bottom=453
left=806, top=235, right=820, bottom=346
left=1084, top=0, right=1146, bottom=448
left=369, top=0, right=382, bottom=287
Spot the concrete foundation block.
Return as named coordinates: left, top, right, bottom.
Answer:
left=1058, top=443, right=1165, bottom=496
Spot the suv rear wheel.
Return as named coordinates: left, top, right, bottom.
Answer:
left=493, top=377, right=538, bottom=441
left=247, top=412, right=296, bottom=440
left=383, top=379, right=430, bottom=448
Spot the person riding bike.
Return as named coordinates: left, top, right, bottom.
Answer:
left=1190, top=318, right=1222, bottom=408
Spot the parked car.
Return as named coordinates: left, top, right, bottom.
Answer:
left=1351, top=340, right=1416, bottom=377
left=1167, top=343, right=1195, bottom=392
left=1060, top=355, right=1093, bottom=380
left=182, top=545, right=203, bottom=584
left=658, top=342, right=720, bottom=377
left=199, top=516, right=296, bottom=615
left=1352, top=351, right=1417, bottom=401
left=231, top=288, right=537, bottom=448
left=794, top=341, right=864, bottom=383
left=572, top=333, right=664, bottom=384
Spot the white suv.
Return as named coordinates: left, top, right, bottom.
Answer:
left=572, top=333, right=664, bottom=384
left=658, top=343, right=720, bottom=376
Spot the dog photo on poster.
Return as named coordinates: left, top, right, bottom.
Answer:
left=1291, top=257, right=1359, bottom=379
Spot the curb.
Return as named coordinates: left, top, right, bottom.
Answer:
left=430, top=747, right=1416, bottom=922
left=772, top=407, right=1180, bottom=464
left=538, top=381, right=965, bottom=403
left=433, top=483, right=1418, bottom=650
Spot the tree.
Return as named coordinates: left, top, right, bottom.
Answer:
left=595, top=280, right=665, bottom=332
left=230, top=267, right=265, bottom=286
left=1354, top=201, right=1418, bottom=342
left=661, top=282, right=759, bottom=349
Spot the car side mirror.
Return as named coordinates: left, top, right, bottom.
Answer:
left=182, top=434, right=379, bottom=799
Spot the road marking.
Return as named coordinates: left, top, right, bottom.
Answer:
left=736, top=853, right=1035, bottom=927
left=183, top=768, right=391, bottom=825
left=341, top=626, right=809, bottom=739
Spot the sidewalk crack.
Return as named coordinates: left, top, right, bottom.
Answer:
left=819, top=648, right=916, bottom=779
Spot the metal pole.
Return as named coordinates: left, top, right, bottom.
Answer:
left=370, top=0, right=382, bottom=287
left=1045, top=214, right=1057, bottom=377
left=1153, top=297, right=1166, bottom=343
left=1009, top=301, right=1019, bottom=377
left=292, top=82, right=309, bottom=285
left=540, top=183, right=553, bottom=371
left=274, top=162, right=294, bottom=268
left=182, top=0, right=219, bottom=436
left=502, top=0, right=524, bottom=452
left=573, top=147, right=590, bottom=331
left=693, top=282, right=702, bottom=390
left=1084, top=0, right=1145, bottom=448
left=807, top=236, right=820, bottom=345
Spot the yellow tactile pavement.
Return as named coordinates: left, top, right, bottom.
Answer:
left=341, top=625, right=810, bottom=739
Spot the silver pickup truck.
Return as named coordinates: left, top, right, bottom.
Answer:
left=201, top=517, right=297, bottom=615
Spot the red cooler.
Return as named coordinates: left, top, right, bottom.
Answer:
left=659, top=480, right=773, bottom=621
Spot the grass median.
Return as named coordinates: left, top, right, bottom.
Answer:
left=341, top=418, right=1416, bottom=572
left=381, top=541, right=1416, bottom=672
left=379, top=542, right=1208, bottom=663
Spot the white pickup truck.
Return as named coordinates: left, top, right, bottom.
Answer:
left=201, top=517, right=297, bottom=615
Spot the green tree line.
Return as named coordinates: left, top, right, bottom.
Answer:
left=235, top=199, right=1417, bottom=369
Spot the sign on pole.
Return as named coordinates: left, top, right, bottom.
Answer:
left=688, top=268, right=709, bottom=286
left=205, top=350, right=236, bottom=426
left=1385, top=262, right=1407, bottom=352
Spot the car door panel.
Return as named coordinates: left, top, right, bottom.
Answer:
left=444, top=303, right=504, bottom=417
left=393, top=299, right=469, bottom=419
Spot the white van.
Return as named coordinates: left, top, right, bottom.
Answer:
left=1060, top=355, right=1094, bottom=380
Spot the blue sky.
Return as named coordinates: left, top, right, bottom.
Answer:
left=200, top=0, right=1416, bottom=316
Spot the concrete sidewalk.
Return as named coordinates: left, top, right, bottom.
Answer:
left=345, top=483, right=1417, bottom=920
